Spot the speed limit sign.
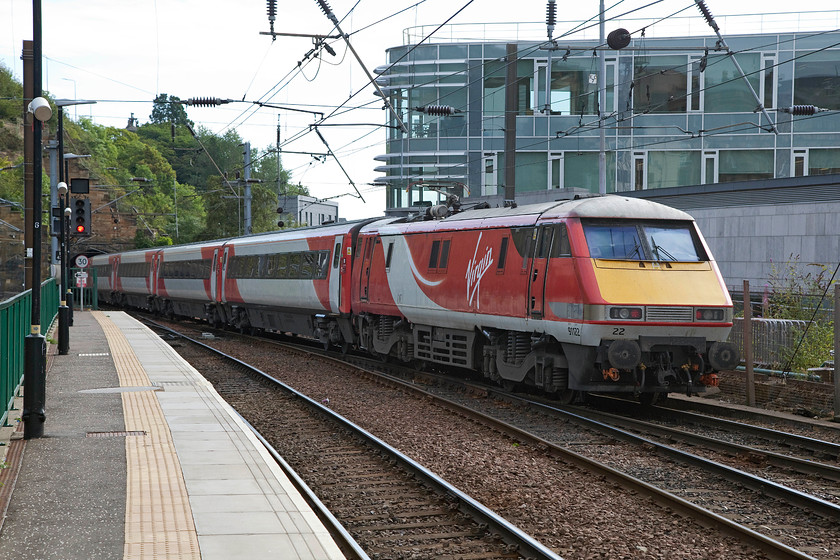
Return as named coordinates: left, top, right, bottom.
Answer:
left=74, top=254, right=90, bottom=268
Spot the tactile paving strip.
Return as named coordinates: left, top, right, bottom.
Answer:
left=93, top=312, right=201, bottom=560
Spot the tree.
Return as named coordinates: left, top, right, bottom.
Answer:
left=149, top=93, right=193, bottom=127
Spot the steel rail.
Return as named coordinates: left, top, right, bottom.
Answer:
left=651, top=405, right=840, bottom=460
left=565, top=406, right=840, bottom=483
left=144, top=319, right=562, bottom=560
left=506, top=396, right=840, bottom=522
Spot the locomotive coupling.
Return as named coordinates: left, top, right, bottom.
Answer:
left=607, top=340, right=642, bottom=370
left=707, top=341, right=739, bottom=371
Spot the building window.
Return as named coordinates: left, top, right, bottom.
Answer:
left=563, top=152, right=615, bottom=193
left=647, top=151, right=701, bottom=189
left=633, top=55, right=688, bottom=113
left=794, top=50, right=840, bottom=110
left=800, top=148, right=840, bottom=175
left=564, top=152, right=616, bottom=193
left=634, top=153, right=646, bottom=191
left=483, top=60, right=506, bottom=116
left=703, top=151, right=718, bottom=184
left=794, top=149, right=807, bottom=177
left=761, top=54, right=776, bottom=110
left=544, top=56, right=601, bottom=115
left=704, top=53, right=760, bottom=112
left=516, top=152, right=548, bottom=192
left=718, top=150, right=774, bottom=183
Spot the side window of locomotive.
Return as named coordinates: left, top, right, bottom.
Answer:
left=385, top=242, right=394, bottom=270
left=428, top=240, right=440, bottom=269
left=536, top=227, right=553, bottom=259
left=438, top=239, right=450, bottom=269
left=427, top=239, right=450, bottom=271
left=549, top=224, right=571, bottom=258
left=332, top=243, right=341, bottom=268
left=510, top=227, right=534, bottom=271
left=497, top=236, right=509, bottom=272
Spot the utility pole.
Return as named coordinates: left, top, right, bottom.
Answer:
left=503, top=43, right=517, bottom=206
left=598, top=0, right=607, bottom=195
left=243, top=142, right=252, bottom=235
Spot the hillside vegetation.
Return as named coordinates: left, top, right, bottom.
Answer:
left=0, top=63, right=307, bottom=247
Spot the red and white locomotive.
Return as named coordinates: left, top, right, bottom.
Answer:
left=92, top=195, right=738, bottom=400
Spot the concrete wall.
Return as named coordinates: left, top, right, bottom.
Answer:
left=690, top=202, right=840, bottom=292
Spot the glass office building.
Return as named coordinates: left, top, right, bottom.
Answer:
left=373, top=24, right=840, bottom=210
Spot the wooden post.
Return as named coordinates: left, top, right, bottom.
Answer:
left=744, top=280, right=756, bottom=407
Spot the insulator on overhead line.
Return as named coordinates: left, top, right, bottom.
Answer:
left=546, top=1, right=556, bottom=31
left=315, top=0, right=332, bottom=16
left=185, top=97, right=232, bottom=107
left=781, top=105, right=820, bottom=116
left=414, top=105, right=458, bottom=116
left=694, top=0, right=719, bottom=32
left=266, top=0, right=276, bottom=21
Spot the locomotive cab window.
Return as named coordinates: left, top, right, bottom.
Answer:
left=428, top=238, right=451, bottom=271
left=582, top=219, right=706, bottom=262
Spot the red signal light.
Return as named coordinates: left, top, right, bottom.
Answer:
left=76, top=224, right=86, bottom=233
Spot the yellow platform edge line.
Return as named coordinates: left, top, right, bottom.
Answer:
left=92, top=312, right=201, bottom=560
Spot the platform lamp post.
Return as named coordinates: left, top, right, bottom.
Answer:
left=56, top=181, right=70, bottom=354
left=23, top=94, right=52, bottom=439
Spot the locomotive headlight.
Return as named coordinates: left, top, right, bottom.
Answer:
left=695, top=308, right=725, bottom=321
left=609, top=307, right=643, bottom=320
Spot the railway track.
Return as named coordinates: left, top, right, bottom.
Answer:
left=138, top=314, right=822, bottom=559
left=148, top=319, right=560, bottom=560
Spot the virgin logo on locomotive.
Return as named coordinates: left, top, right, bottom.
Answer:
left=466, top=233, right=494, bottom=309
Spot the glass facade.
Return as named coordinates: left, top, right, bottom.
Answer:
left=376, top=32, right=840, bottom=210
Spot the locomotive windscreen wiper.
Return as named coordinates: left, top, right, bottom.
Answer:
left=624, top=241, right=642, bottom=259
left=650, top=237, right=676, bottom=261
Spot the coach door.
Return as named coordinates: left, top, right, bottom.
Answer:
left=358, top=236, right=375, bottom=302
left=111, top=255, right=120, bottom=291
left=220, top=246, right=230, bottom=303
left=527, top=225, right=553, bottom=318
left=149, top=252, right=160, bottom=296
left=328, top=235, right=343, bottom=312
left=210, top=248, right=219, bottom=301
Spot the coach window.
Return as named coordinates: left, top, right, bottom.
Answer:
left=333, top=243, right=341, bottom=268
left=288, top=253, right=301, bottom=278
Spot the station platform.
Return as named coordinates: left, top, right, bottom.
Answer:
left=0, top=311, right=345, bottom=560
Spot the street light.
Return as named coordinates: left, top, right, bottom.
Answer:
left=23, top=88, right=51, bottom=439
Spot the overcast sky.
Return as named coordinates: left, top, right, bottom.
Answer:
left=2, top=0, right=836, bottom=218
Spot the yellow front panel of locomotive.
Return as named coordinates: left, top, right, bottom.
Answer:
left=591, top=259, right=727, bottom=305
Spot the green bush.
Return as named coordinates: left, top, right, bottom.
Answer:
left=767, top=256, right=835, bottom=373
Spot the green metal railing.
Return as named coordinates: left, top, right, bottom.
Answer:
left=1, top=278, right=59, bottom=428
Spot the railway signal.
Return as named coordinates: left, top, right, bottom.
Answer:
left=72, top=197, right=91, bottom=236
